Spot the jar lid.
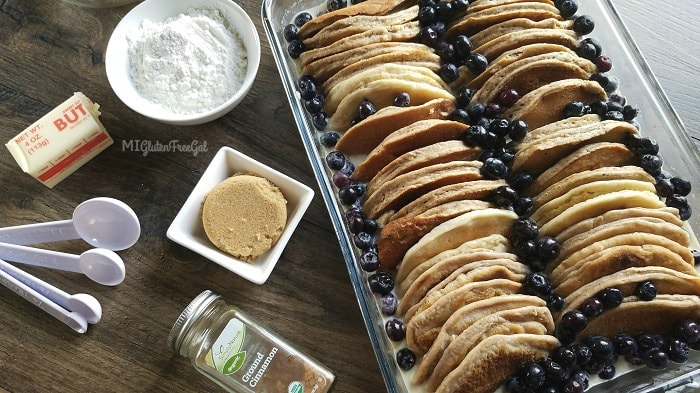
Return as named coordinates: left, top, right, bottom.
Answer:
left=167, top=290, right=221, bottom=354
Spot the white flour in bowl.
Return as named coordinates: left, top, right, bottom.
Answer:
left=127, top=8, right=247, bottom=115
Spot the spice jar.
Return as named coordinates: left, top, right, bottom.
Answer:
left=168, top=290, right=336, bottom=393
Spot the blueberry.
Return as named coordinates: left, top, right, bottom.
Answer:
left=450, top=108, right=470, bottom=123
left=507, top=170, right=534, bottom=191
left=326, top=150, right=346, bottom=170
left=294, top=12, right=313, bottom=27
left=466, top=102, right=486, bottom=120
left=570, top=369, right=590, bottom=389
left=481, top=157, right=508, bottom=179
left=644, top=350, right=669, bottom=370
left=393, top=92, right=411, bottom=107
left=498, top=88, right=521, bottom=107
left=579, top=297, right=604, bottom=317
left=599, top=363, right=616, bottom=380
left=561, top=310, right=588, bottom=334
left=435, top=41, right=455, bottom=61
left=489, top=118, right=511, bottom=138
left=573, top=14, right=595, bottom=34
left=465, top=124, right=488, bottom=146
left=466, top=53, right=489, bottom=74
left=622, top=105, right=639, bottom=121
left=304, top=93, right=324, bottom=114
left=597, top=287, right=623, bottom=308
left=559, top=0, right=578, bottom=18
left=319, top=131, right=339, bottom=147
left=604, top=76, right=619, bottom=93
left=363, top=219, right=377, bottom=234
left=563, top=101, right=586, bottom=118
left=513, top=196, right=533, bottom=217
left=359, top=251, right=379, bottom=272
left=287, top=39, right=305, bottom=58
left=540, top=357, right=566, bottom=382
left=418, top=26, right=439, bottom=46
left=640, top=153, right=663, bottom=174
left=562, top=378, right=585, bottom=393
left=671, top=177, right=692, bottom=196
left=332, top=171, right=351, bottom=188
left=351, top=182, right=366, bottom=197
left=514, top=238, right=538, bottom=261
left=505, top=377, right=526, bottom=393
left=453, top=35, right=473, bottom=58
left=452, top=0, right=469, bottom=12
left=420, top=0, right=437, bottom=7
left=519, top=362, right=545, bottom=389
left=513, top=218, right=539, bottom=240
left=430, top=21, right=447, bottom=37
left=668, top=338, right=690, bottom=363
left=312, top=110, right=329, bottom=130
left=380, top=293, right=399, bottom=315
left=418, top=5, right=437, bottom=24
left=587, top=100, right=607, bottom=117
left=655, top=177, right=675, bottom=197
left=358, top=99, right=376, bottom=119
left=583, top=358, right=606, bottom=375
left=435, top=1, right=453, bottom=21
left=552, top=345, right=577, bottom=368
left=456, top=87, right=474, bottom=108
left=396, top=348, right=416, bottom=370
left=595, top=55, right=613, bottom=72
left=636, top=332, right=661, bottom=352
left=694, top=249, right=700, bottom=265
left=577, top=42, right=599, bottom=60
left=347, top=214, right=364, bottom=233
left=528, top=258, right=548, bottom=273
left=666, top=195, right=690, bottom=216
left=606, top=101, right=624, bottom=112
left=297, top=76, right=318, bottom=100
left=508, top=119, right=529, bottom=141
left=537, top=236, right=561, bottom=262
left=283, top=24, right=299, bottom=42
left=368, top=272, right=394, bottom=295
left=546, top=292, right=565, bottom=312
left=385, top=318, right=406, bottom=341
left=326, top=0, right=346, bottom=11
left=523, top=272, right=553, bottom=295
left=636, top=137, right=660, bottom=156
left=636, top=280, right=657, bottom=301
left=338, top=186, right=358, bottom=205
left=579, top=38, right=602, bottom=58
left=586, top=335, right=615, bottom=360
left=604, top=110, right=625, bottom=122
left=674, top=319, right=700, bottom=344
left=484, top=102, right=502, bottom=117
left=439, top=63, right=459, bottom=83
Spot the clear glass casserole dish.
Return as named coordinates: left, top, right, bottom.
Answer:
left=261, top=0, right=700, bottom=391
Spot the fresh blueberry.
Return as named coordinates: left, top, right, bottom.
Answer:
left=505, top=377, right=526, bottom=393
left=540, top=357, right=566, bottom=382
left=613, top=334, right=638, bottom=356
left=599, top=363, right=616, bottom=380
left=523, top=272, right=553, bottom=295
left=326, top=0, right=347, bottom=11
left=465, top=53, right=489, bottom=74
left=546, top=292, right=565, bottom=312
left=338, top=186, right=358, bottom=205
left=519, top=362, right=545, bottom=390
left=312, top=111, right=329, bottom=130
left=622, top=105, right=639, bottom=121
left=435, top=1, right=453, bottom=21
left=359, top=251, right=379, bottom=272
left=579, top=37, right=602, bottom=58
left=578, top=42, right=599, bottom=60
left=644, top=350, right=669, bottom=370
left=396, top=348, right=416, bottom=370
left=418, top=26, right=439, bottom=46
left=484, top=102, right=503, bottom=117
left=332, top=171, right=351, bottom=189
left=513, top=218, right=539, bottom=240
left=559, top=0, right=578, bottom=18
left=294, top=12, right=313, bottom=27
left=297, top=76, right=318, bottom=100
left=671, top=177, right=692, bottom=196
left=570, top=369, right=590, bottom=389
left=283, top=24, right=299, bottom=42
left=325, top=151, right=346, bottom=170
left=537, top=236, right=561, bottom=262
left=456, top=87, right=474, bottom=108
left=561, top=310, right=588, bottom=334
left=435, top=40, right=456, bottom=61
left=385, top=318, right=406, bottom=341
left=304, top=93, right=324, bottom=114
left=353, top=232, right=373, bottom=251
left=674, top=319, right=700, bottom=344
left=439, top=63, right=459, bottom=83
left=418, top=5, right=437, bottom=24
left=498, top=88, right=521, bottom=107
left=573, top=14, right=595, bottom=34
left=394, top=92, right=411, bottom=107
left=453, top=34, right=473, bottom=58
left=552, top=345, right=577, bottom=368
left=507, top=170, right=534, bottom=191
left=452, top=0, right=469, bottom=12
left=595, top=55, right=613, bottom=72
left=586, top=335, right=615, bottom=360
left=358, top=99, right=376, bottom=119
left=466, top=102, right=486, bottom=120
left=320, top=131, right=339, bottom=147
left=514, top=238, right=538, bottom=261
left=597, top=287, right=623, bottom=308
left=508, top=119, right=529, bottom=141
left=287, top=40, right=305, bottom=58
left=363, top=219, right=378, bottom=234
left=655, top=177, right=675, bottom=197
left=481, top=157, right=508, bottom=179
left=636, top=137, right=660, bottom=156
left=451, top=108, right=470, bottom=123
left=580, top=297, right=604, bottom=317
left=381, top=293, right=399, bottom=315
left=368, top=272, right=394, bottom=295
left=604, top=110, right=625, bottom=122
left=563, top=101, right=587, bottom=118
left=513, top=196, right=534, bottom=217
left=636, top=280, right=657, bottom=301
left=489, top=118, right=511, bottom=137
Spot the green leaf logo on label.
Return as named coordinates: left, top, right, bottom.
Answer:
left=223, top=351, right=246, bottom=375
left=288, top=381, right=303, bottom=393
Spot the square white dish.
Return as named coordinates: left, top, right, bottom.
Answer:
left=167, top=146, right=314, bottom=284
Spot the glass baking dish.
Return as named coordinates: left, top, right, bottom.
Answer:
left=261, top=0, right=700, bottom=391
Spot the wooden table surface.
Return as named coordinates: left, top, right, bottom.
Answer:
left=0, top=1, right=697, bottom=392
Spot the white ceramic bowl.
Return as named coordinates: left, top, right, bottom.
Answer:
left=167, top=147, right=314, bottom=284
left=105, top=0, right=260, bottom=125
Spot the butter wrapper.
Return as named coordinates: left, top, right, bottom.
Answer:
left=5, top=92, right=113, bottom=188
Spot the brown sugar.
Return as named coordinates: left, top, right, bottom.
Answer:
left=202, top=174, right=287, bottom=262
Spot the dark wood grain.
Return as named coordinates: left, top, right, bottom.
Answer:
left=0, top=1, right=698, bottom=393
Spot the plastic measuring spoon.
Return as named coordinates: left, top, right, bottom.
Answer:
left=0, top=197, right=140, bottom=251
left=0, top=258, right=102, bottom=324
left=0, top=243, right=125, bottom=286
left=0, top=264, right=88, bottom=333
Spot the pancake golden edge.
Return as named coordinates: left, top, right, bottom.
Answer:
left=298, top=0, right=412, bottom=39
left=469, top=17, right=572, bottom=48
left=446, top=3, right=563, bottom=39
left=473, top=28, right=578, bottom=61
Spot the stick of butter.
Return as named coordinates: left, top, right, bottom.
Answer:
left=5, top=92, right=113, bottom=188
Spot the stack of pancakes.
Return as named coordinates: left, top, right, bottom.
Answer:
left=292, top=0, right=700, bottom=392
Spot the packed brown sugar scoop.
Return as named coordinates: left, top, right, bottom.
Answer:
left=280, top=0, right=700, bottom=392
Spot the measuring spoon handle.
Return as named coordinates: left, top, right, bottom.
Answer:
left=0, top=259, right=71, bottom=309
left=0, top=220, right=79, bottom=245
left=0, top=265, right=87, bottom=333
left=0, top=242, right=82, bottom=273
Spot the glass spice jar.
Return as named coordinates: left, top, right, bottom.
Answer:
left=168, top=290, right=336, bottom=393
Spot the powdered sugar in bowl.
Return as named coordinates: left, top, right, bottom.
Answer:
left=106, top=0, right=260, bottom=125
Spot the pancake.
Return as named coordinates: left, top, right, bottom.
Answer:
left=366, top=140, right=481, bottom=198
left=555, top=207, right=683, bottom=244
left=425, top=306, right=554, bottom=389
left=435, top=334, right=563, bottom=393
left=298, top=0, right=411, bottom=39
left=502, top=79, right=607, bottom=130
left=471, top=54, right=595, bottom=105
left=406, top=280, right=525, bottom=354
left=303, top=42, right=437, bottom=82
left=377, top=200, right=495, bottom=271
left=457, top=43, right=574, bottom=90
left=538, top=190, right=665, bottom=237
left=403, top=261, right=529, bottom=322
left=529, top=179, right=657, bottom=227
left=324, top=64, right=447, bottom=115
left=469, top=17, right=572, bottom=48
left=329, top=79, right=455, bottom=132
left=363, top=161, right=483, bottom=220
left=473, top=28, right=578, bottom=61
left=526, top=145, right=639, bottom=198
left=300, top=22, right=421, bottom=69
left=335, top=98, right=454, bottom=156
left=557, top=217, right=691, bottom=264
left=465, top=0, right=555, bottom=15
left=396, top=233, right=512, bottom=294
left=513, top=114, right=602, bottom=153
left=353, top=119, right=468, bottom=182
left=397, top=208, right=518, bottom=283
left=302, top=6, right=419, bottom=49
left=389, top=179, right=505, bottom=221
left=511, top=120, right=639, bottom=176
left=445, top=3, right=563, bottom=39
left=577, top=295, right=700, bottom=340
left=553, top=243, right=696, bottom=297
left=561, top=266, right=700, bottom=318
